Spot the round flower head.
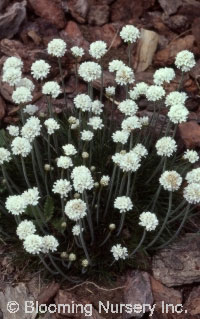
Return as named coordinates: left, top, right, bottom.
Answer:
left=71, top=165, right=94, bottom=193
left=44, top=118, right=60, bottom=135
left=16, top=77, right=35, bottom=92
left=72, top=225, right=83, bottom=236
left=186, top=168, right=200, bottom=184
left=183, top=150, right=199, bottom=164
left=89, top=41, right=107, bottom=59
left=121, top=116, right=142, bottom=132
left=23, top=104, right=39, bottom=116
left=132, top=143, right=148, bottom=158
left=52, top=179, right=72, bottom=198
left=118, top=152, right=141, bottom=172
left=0, top=147, right=11, bottom=165
left=42, top=81, right=61, bottom=98
left=159, top=171, right=182, bottom=192
left=91, top=100, right=104, bottom=115
left=81, top=130, right=94, bottom=141
left=47, top=39, right=66, bottom=57
left=21, top=116, right=41, bottom=142
left=31, top=60, right=50, bottom=80
left=120, top=25, right=140, bottom=43
left=109, top=59, right=125, bottom=72
left=23, top=234, right=43, bottom=255
left=22, top=187, right=40, bottom=206
left=2, top=67, right=22, bottom=86
left=88, top=116, right=104, bottom=130
left=165, top=91, right=188, bottom=108
left=78, top=61, right=101, bottom=82
left=105, top=86, right=115, bottom=96
left=112, top=130, right=129, bottom=144
left=183, top=183, right=200, bottom=204
left=17, top=220, right=36, bottom=240
left=7, top=125, right=19, bottom=137
left=74, top=94, right=92, bottom=112
left=140, top=116, right=149, bottom=126
left=12, top=87, right=32, bottom=104
left=175, top=50, right=195, bottom=72
left=155, top=137, right=177, bottom=157
left=62, top=144, right=77, bottom=156
left=118, top=99, right=138, bottom=116
left=82, top=259, right=89, bottom=267
left=168, top=105, right=189, bottom=124
left=153, top=67, right=175, bottom=86
left=71, top=46, right=84, bottom=58
left=69, top=253, right=76, bottom=261
left=115, top=65, right=134, bottom=86
left=57, top=156, right=73, bottom=169
left=111, top=244, right=128, bottom=260
left=3, top=56, right=23, bottom=72
left=114, top=196, right=133, bottom=213
left=129, top=82, right=149, bottom=100
left=41, top=235, right=59, bottom=253
left=65, top=199, right=87, bottom=221
left=146, top=85, right=165, bottom=102
left=100, top=175, right=110, bottom=186
left=11, top=137, right=32, bottom=157
left=139, top=212, right=158, bottom=231
left=6, top=195, right=27, bottom=215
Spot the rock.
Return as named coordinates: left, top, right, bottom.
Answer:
left=179, top=0, right=200, bottom=22
left=164, top=15, right=189, bottom=32
left=134, top=29, right=159, bottom=72
left=123, top=271, right=153, bottom=318
left=64, top=20, right=89, bottom=50
left=0, top=78, right=13, bottom=103
left=185, top=286, right=200, bottom=316
left=67, top=0, right=89, bottom=24
left=0, top=95, right=6, bottom=120
left=154, top=35, right=195, bottom=66
left=190, top=59, right=200, bottom=79
left=111, top=0, right=143, bottom=22
left=27, top=0, right=66, bottom=29
left=88, top=5, right=109, bottom=26
left=37, top=282, right=60, bottom=305
left=0, top=1, right=27, bottom=40
left=0, top=0, right=9, bottom=12
left=93, top=71, right=115, bottom=91
left=179, top=121, right=200, bottom=148
left=91, top=23, right=122, bottom=48
left=192, top=18, right=200, bottom=50
left=158, top=0, right=182, bottom=15
left=152, top=233, right=200, bottom=287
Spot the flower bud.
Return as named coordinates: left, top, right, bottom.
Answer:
left=74, top=193, right=80, bottom=199
left=69, top=253, right=76, bottom=261
left=81, top=259, right=89, bottom=267
left=82, top=152, right=89, bottom=159
left=44, top=164, right=51, bottom=171
left=109, top=223, right=116, bottom=231
left=61, top=252, right=68, bottom=259
left=90, top=166, right=96, bottom=172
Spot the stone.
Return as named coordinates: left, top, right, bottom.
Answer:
left=93, top=71, right=115, bottom=91
left=67, top=0, right=89, bottom=24
left=27, top=0, right=66, bottom=29
left=192, top=17, right=200, bottom=50
left=0, top=95, right=6, bottom=120
left=179, top=121, right=200, bottom=148
left=123, top=271, right=153, bottom=318
left=91, top=23, right=122, bottom=48
left=152, top=233, right=200, bottom=287
left=158, top=0, right=182, bottom=15
left=164, top=15, right=189, bottom=31
left=37, top=282, right=60, bottom=305
left=0, top=0, right=9, bottom=12
left=88, top=5, right=109, bottom=26
left=179, top=0, right=200, bottom=22
left=185, top=286, right=200, bottom=316
left=0, top=1, right=27, bottom=40
left=111, top=0, right=143, bottom=22
left=64, top=21, right=89, bottom=50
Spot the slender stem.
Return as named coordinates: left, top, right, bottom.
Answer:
left=104, top=165, right=117, bottom=218
left=84, top=191, right=94, bottom=244
left=79, top=220, right=92, bottom=265
left=100, top=60, right=103, bottom=102
left=129, top=230, right=146, bottom=257
left=58, top=57, right=67, bottom=107
left=48, top=253, right=79, bottom=282
left=39, top=255, right=59, bottom=275
left=99, top=231, right=111, bottom=247
left=96, top=186, right=102, bottom=224
left=31, top=150, right=42, bottom=194
left=117, top=212, right=126, bottom=236
left=21, top=156, right=31, bottom=188
left=1, top=166, right=13, bottom=194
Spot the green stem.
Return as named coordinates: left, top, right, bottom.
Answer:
left=129, top=230, right=146, bottom=257
left=21, top=156, right=31, bottom=188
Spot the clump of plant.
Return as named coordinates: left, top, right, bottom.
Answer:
left=0, top=25, right=199, bottom=281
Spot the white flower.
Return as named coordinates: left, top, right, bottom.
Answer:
left=62, top=144, right=77, bottom=156
left=175, top=50, right=196, bottom=72
left=165, top=91, right=188, bottom=108
left=7, top=125, right=19, bottom=137
left=65, top=199, right=87, bottom=221
left=140, top=116, right=149, bottom=126
left=121, top=116, right=141, bottom=132
left=105, top=86, right=115, bottom=96
left=71, top=166, right=94, bottom=193
left=71, top=46, right=84, bottom=58
left=139, top=212, right=158, bottom=231
left=16, top=220, right=36, bottom=240
left=44, top=118, right=60, bottom=135
left=112, top=152, right=141, bottom=172
left=11, top=137, right=32, bottom=157
left=2, top=67, right=22, bottom=86
left=168, top=105, right=189, bottom=124
left=153, top=68, right=175, bottom=86
left=114, top=196, right=133, bottom=213
left=78, top=61, right=101, bottom=82
left=69, top=253, right=76, bottom=261
left=100, top=175, right=110, bottom=186
left=129, top=82, right=148, bottom=100
left=88, top=116, right=104, bottom=130
left=42, top=235, right=59, bottom=253
left=52, top=179, right=72, bottom=198
left=120, top=25, right=140, bottom=43
left=186, top=168, right=200, bottom=184
left=22, top=187, right=40, bottom=206
left=57, top=156, right=73, bottom=169
left=72, top=225, right=83, bottom=236
left=146, top=85, right=165, bottom=101
left=31, top=60, right=50, bottom=80
left=23, top=104, right=39, bottom=115
left=115, top=65, right=134, bottom=85
left=111, top=244, right=128, bottom=260
left=91, top=100, right=104, bottom=115
left=112, top=130, right=129, bottom=144
left=156, top=137, right=177, bottom=157
left=183, top=183, right=200, bottom=204
left=81, top=130, right=94, bottom=141
left=16, top=77, right=35, bottom=92
left=132, top=143, right=148, bottom=158
left=3, top=57, right=23, bottom=72
left=12, top=87, right=32, bottom=104
left=21, top=116, right=41, bottom=142
left=159, top=171, right=182, bottom=192
left=0, top=147, right=11, bottom=165
left=118, top=99, right=138, bottom=116
left=23, top=234, right=43, bottom=255
left=82, top=259, right=89, bottom=267
left=183, top=150, right=199, bottom=164
left=47, top=39, right=66, bottom=57
left=109, top=59, right=125, bottom=72
left=89, top=41, right=107, bottom=59
left=6, top=195, right=27, bottom=215
left=74, top=94, right=92, bottom=112
left=42, top=81, right=61, bottom=98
